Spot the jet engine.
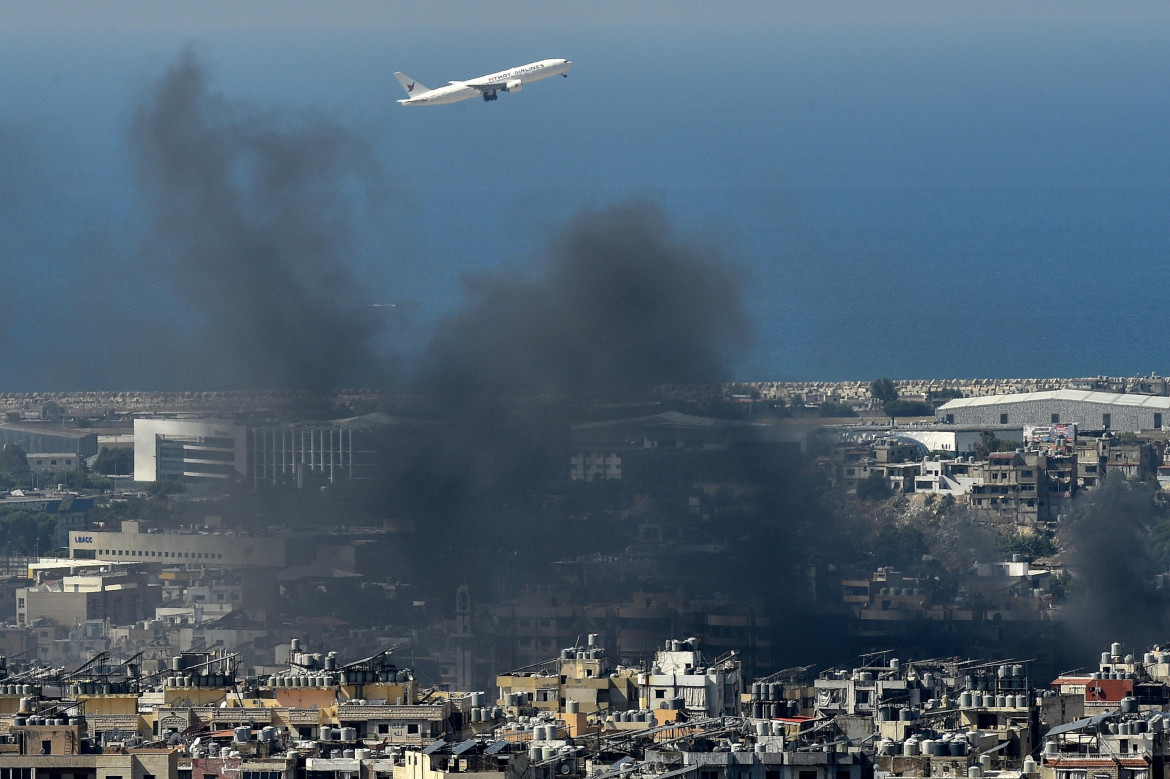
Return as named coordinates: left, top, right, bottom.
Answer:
left=504, top=79, right=523, bottom=92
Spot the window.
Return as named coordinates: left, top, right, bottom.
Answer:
left=1103, top=413, right=1111, bottom=430
left=407, top=723, right=419, bottom=734
left=1000, top=413, right=1009, bottom=424
left=1051, top=413, right=1060, bottom=424
left=1156, top=413, right=1163, bottom=430
left=655, top=690, right=666, bottom=698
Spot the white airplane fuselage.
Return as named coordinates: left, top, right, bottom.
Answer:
left=396, top=58, right=572, bottom=106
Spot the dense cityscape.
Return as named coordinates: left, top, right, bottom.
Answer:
left=0, top=376, right=1163, bottom=779
left=7, top=4, right=1169, bottom=779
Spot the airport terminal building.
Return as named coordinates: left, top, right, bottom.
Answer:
left=134, top=414, right=398, bottom=485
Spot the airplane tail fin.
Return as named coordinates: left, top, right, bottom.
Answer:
left=394, top=72, right=429, bottom=98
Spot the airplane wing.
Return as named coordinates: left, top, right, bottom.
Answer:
left=454, top=79, right=506, bottom=93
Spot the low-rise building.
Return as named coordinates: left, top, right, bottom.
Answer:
left=70, top=521, right=286, bottom=568
left=17, top=567, right=159, bottom=627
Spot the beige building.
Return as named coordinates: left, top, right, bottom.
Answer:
left=16, top=568, right=158, bottom=628
left=70, top=521, right=286, bottom=568
left=0, top=717, right=177, bottom=779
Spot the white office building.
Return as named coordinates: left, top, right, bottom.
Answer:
left=134, top=418, right=248, bottom=482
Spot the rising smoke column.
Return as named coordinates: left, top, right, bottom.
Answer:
left=418, top=200, right=750, bottom=399
left=131, top=49, right=392, bottom=391
left=1058, top=474, right=1170, bottom=657
left=384, top=200, right=752, bottom=588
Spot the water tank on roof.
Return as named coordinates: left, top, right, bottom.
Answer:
left=233, top=727, right=250, bottom=742
left=1112, top=642, right=1124, bottom=657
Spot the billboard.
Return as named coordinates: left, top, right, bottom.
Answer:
left=1023, top=423, right=1077, bottom=447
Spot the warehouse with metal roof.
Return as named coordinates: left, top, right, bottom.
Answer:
left=937, top=390, right=1170, bottom=433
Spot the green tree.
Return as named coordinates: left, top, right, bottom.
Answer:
left=94, top=447, right=134, bottom=476
left=856, top=471, right=894, bottom=501
left=998, top=529, right=1057, bottom=560
left=817, top=401, right=857, bottom=418
left=884, top=400, right=934, bottom=418
left=869, top=377, right=899, bottom=404
left=0, top=444, right=29, bottom=483
left=974, top=430, right=1016, bottom=459
left=45, top=471, right=112, bottom=491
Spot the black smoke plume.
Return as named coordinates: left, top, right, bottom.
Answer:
left=377, top=200, right=752, bottom=587
left=1058, top=474, right=1170, bottom=657
left=131, top=49, right=392, bottom=391
left=417, top=200, right=750, bottom=399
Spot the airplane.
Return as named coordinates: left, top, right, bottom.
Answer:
left=394, top=58, right=572, bottom=106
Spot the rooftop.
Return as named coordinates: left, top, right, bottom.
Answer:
left=939, top=390, right=1170, bottom=411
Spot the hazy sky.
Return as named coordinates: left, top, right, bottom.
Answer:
left=4, top=1, right=1170, bottom=388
